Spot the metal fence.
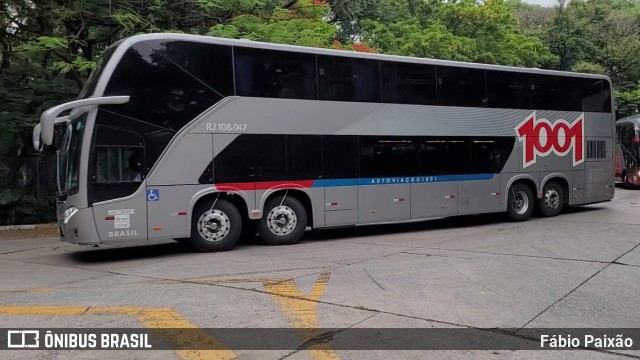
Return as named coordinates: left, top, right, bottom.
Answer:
left=0, top=155, right=58, bottom=225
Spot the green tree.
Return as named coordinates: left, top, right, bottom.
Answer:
left=361, top=0, right=554, bottom=67
left=207, top=0, right=336, bottom=47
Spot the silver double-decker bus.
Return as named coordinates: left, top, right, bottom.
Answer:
left=33, top=33, right=615, bottom=252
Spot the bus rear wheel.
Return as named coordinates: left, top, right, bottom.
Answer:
left=507, top=183, right=534, bottom=221
left=190, top=199, right=241, bottom=252
left=624, top=171, right=638, bottom=189
left=258, top=195, right=307, bottom=245
left=538, top=181, right=564, bottom=217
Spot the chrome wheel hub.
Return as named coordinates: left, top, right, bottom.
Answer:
left=267, top=205, right=297, bottom=236
left=198, top=209, right=231, bottom=243
left=544, top=188, right=560, bottom=210
left=512, top=190, right=529, bottom=215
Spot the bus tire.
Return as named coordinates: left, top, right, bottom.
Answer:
left=258, top=195, right=307, bottom=245
left=507, top=183, right=534, bottom=221
left=538, top=181, right=564, bottom=217
left=624, top=171, right=637, bottom=189
left=190, top=199, right=241, bottom=252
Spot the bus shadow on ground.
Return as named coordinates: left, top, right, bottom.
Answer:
left=69, top=241, right=193, bottom=263
left=302, top=213, right=508, bottom=242
left=299, top=206, right=602, bottom=242
left=68, top=207, right=604, bottom=263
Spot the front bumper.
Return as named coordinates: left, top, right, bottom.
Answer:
left=59, top=207, right=101, bottom=245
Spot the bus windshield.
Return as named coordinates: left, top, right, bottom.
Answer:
left=59, top=114, right=87, bottom=196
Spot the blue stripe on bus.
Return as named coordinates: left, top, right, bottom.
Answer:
left=312, top=174, right=494, bottom=188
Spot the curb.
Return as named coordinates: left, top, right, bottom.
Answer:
left=0, top=223, right=58, bottom=232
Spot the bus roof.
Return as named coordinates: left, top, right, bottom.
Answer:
left=115, top=33, right=611, bottom=83
left=617, top=114, right=640, bottom=125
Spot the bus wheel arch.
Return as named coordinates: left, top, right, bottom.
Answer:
left=506, top=180, right=535, bottom=221
left=258, top=189, right=310, bottom=245
left=538, top=177, right=569, bottom=217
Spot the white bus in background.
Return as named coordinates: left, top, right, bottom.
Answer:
left=35, top=34, right=615, bottom=252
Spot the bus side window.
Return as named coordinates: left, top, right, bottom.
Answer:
left=420, top=137, right=470, bottom=176
left=323, top=136, right=359, bottom=179
left=532, top=74, right=576, bottom=111
left=360, top=136, right=419, bottom=177
left=318, top=56, right=381, bottom=103
left=234, top=47, right=317, bottom=100
left=94, top=147, right=144, bottom=183
left=287, top=135, right=322, bottom=180
left=470, top=137, right=515, bottom=174
left=92, top=125, right=145, bottom=184
left=381, top=61, right=436, bottom=105
left=214, top=134, right=286, bottom=183
left=436, top=66, right=486, bottom=108
left=573, top=77, right=611, bottom=113
left=486, top=70, right=531, bottom=109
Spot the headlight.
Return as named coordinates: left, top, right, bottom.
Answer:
left=63, top=206, right=78, bottom=224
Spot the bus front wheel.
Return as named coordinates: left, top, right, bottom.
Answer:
left=190, top=199, right=242, bottom=252
left=507, top=183, right=534, bottom=221
left=258, top=195, right=307, bottom=245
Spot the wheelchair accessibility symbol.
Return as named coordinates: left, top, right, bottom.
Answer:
left=146, top=189, right=159, bottom=202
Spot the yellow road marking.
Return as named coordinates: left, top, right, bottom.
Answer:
left=0, top=305, right=235, bottom=360
left=263, top=269, right=340, bottom=360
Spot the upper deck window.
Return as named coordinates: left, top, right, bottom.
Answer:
left=436, top=66, right=486, bottom=107
left=574, top=77, right=612, bottom=113
left=234, top=48, right=317, bottom=100
left=486, top=70, right=531, bottom=109
left=382, top=61, right=437, bottom=105
left=317, top=56, right=381, bottom=102
left=532, top=74, right=575, bottom=111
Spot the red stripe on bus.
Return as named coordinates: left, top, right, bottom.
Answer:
left=105, top=216, right=114, bottom=221
left=215, top=180, right=314, bottom=191
left=178, top=211, right=187, bottom=216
